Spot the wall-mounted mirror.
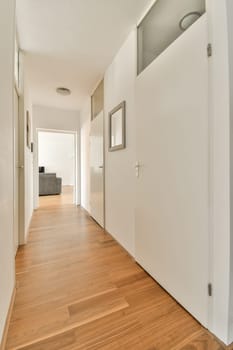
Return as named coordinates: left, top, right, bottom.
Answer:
left=109, top=101, right=126, bottom=151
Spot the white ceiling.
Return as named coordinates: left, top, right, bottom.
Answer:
left=16, top=0, right=152, bottom=110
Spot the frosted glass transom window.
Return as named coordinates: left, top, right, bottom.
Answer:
left=137, top=0, right=206, bottom=75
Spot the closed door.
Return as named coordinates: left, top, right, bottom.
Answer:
left=90, top=111, right=104, bottom=227
left=135, top=15, right=209, bottom=327
left=13, top=89, right=19, bottom=254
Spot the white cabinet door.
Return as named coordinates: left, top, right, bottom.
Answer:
left=135, top=15, right=209, bottom=327
left=90, top=111, right=104, bottom=227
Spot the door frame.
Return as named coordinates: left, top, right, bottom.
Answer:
left=13, top=86, right=19, bottom=254
left=135, top=2, right=212, bottom=330
left=135, top=1, right=233, bottom=342
left=34, top=128, right=80, bottom=207
left=90, top=110, right=105, bottom=228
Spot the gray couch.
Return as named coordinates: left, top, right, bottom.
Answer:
left=39, top=173, right=62, bottom=196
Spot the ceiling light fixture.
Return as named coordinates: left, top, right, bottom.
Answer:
left=56, top=87, right=71, bottom=96
left=179, top=12, right=202, bottom=31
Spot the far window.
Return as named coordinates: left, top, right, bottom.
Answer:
left=137, top=0, right=206, bottom=75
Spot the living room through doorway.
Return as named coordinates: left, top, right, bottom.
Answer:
left=38, top=130, right=76, bottom=205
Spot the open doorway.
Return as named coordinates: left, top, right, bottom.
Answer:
left=37, top=130, right=77, bottom=206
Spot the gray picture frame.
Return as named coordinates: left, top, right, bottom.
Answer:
left=108, top=101, right=126, bottom=152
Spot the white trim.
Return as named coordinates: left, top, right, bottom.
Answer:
left=136, top=0, right=158, bottom=27
left=206, top=0, right=214, bottom=333
left=14, top=36, right=19, bottom=90
left=90, top=77, right=104, bottom=97
left=14, top=84, right=20, bottom=97
left=37, top=127, right=77, bottom=135
left=13, top=88, right=19, bottom=255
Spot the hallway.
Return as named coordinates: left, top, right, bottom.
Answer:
left=6, top=196, right=225, bottom=349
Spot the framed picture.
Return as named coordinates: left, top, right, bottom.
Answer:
left=26, top=110, right=31, bottom=149
left=109, top=101, right=126, bottom=151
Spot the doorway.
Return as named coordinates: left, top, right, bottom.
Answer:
left=37, top=130, right=78, bottom=206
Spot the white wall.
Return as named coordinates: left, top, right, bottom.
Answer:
left=33, top=105, right=80, bottom=208
left=80, top=33, right=137, bottom=256
left=104, top=31, right=136, bottom=256
left=23, top=55, right=34, bottom=243
left=80, top=98, right=91, bottom=212
left=38, top=131, right=75, bottom=186
left=0, top=0, right=15, bottom=343
left=79, top=1, right=233, bottom=345
left=33, top=105, right=80, bottom=131
left=79, top=33, right=138, bottom=257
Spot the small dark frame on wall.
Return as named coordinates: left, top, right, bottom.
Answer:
left=26, top=110, right=31, bottom=149
left=109, top=101, right=126, bottom=152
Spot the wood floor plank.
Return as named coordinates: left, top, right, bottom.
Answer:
left=68, top=290, right=129, bottom=320
left=15, top=330, right=77, bottom=350
left=175, top=331, right=226, bottom=350
left=5, top=189, right=230, bottom=350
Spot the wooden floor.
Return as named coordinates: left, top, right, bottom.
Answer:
left=6, top=191, right=230, bottom=349
left=38, top=186, right=74, bottom=206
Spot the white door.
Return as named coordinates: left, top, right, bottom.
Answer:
left=135, top=15, right=209, bottom=326
left=90, top=111, right=104, bottom=227
left=13, top=89, right=19, bottom=254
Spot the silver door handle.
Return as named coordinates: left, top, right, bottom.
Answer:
left=99, top=165, right=104, bottom=169
left=135, top=161, right=140, bottom=177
